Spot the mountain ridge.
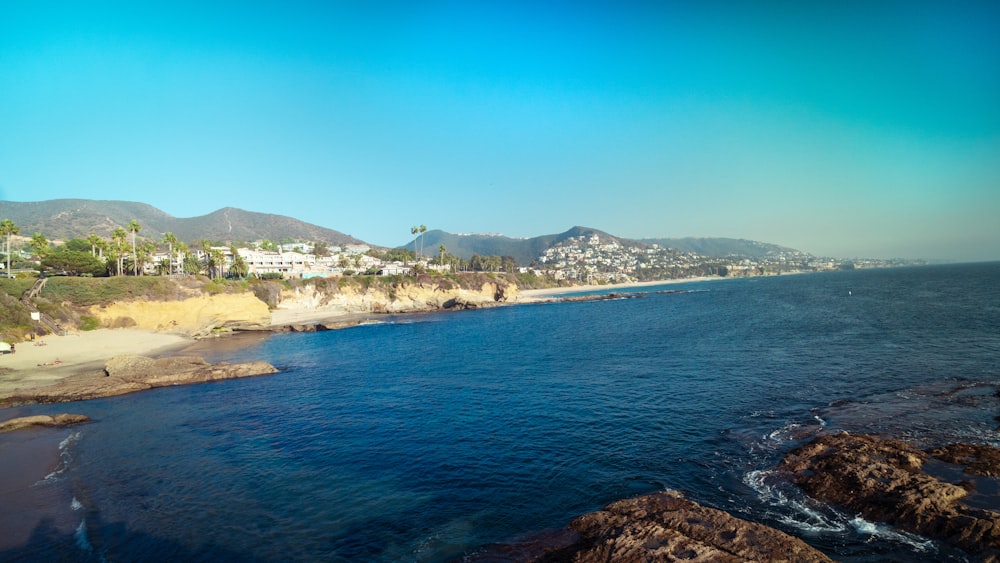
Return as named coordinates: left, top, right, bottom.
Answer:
left=0, top=199, right=807, bottom=261
left=0, top=199, right=364, bottom=246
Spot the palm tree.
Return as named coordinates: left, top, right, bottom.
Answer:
left=210, top=248, right=226, bottom=279
left=127, top=220, right=142, bottom=276
left=29, top=232, right=49, bottom=258
left=410, top=226, right=419, bottom=260
left=229, top=245, right=248, bottom=279
left=162, top=232, right=179, bottom=275
left=87, top=234, right=103, bottom=258
left=111, top=228, right=128, bottom=276
left=136, top=241, right=156, bottom=275
left=419, top=224, right=427, bottom=258
left=1, top=218, right=19, bottom=275
left=439, top=244, right=446, bottom=266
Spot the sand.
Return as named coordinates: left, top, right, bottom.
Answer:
left=0, top=329, right=191, bottom=398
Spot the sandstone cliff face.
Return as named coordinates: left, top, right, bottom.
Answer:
left=90, top=293, right=271, bottom=335
left=276, top=279, right=520, bottom=316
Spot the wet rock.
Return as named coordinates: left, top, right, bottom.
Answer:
left=0, top=413, right=90, bottom=433
left=489, top=491, right=832, bottom=562
left=930, top=443, right=1000, bottom=477
left=780, top=432, right=1000, bottom=560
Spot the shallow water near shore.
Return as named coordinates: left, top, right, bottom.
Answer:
left=2, top=262, right=999, bottom=561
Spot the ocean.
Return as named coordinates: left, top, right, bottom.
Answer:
left=2, top=262, right=998, bottom=561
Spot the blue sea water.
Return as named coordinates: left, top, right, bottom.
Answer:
left=2, top=263, right=999, bottom=561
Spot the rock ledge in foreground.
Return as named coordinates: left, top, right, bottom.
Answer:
left=781, top=432, right=1000, bottom=560
left=2, top=355, right=279, bottom=406
left=0, top=413, right=91, bottom=433
left=482, top=490, right=832, bottom=562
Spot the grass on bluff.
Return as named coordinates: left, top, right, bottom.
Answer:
left=39, top=277, right=188, bottom=306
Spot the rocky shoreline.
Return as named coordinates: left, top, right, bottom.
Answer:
left=781, top=432, right=1000, bottom=561
left=475, top=430, right=1000, bottom=562
left=478, top=490, right=833, bottom=562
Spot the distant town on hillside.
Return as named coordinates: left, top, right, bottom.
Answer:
left=0, top=199, right=927, bottom=283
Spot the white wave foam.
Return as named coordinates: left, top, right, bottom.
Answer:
left=74, top=518, right=93, bottom=554
left=71, top=497, right=84, bottom=511
left=744, top=470, right=845, bottom=534
left=746, top=470, right=940, bottom=552
left=41, top=430, right=82, bottom=482
left=850, top=517, right=934, bottom=552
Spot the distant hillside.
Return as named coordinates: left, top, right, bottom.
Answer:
left=640, top=237, right=804, bottom=259
left=408, top=229, right=807, bottom=264
left=0, top=199, right=365, bottom=246
left=409, top=226, right=639, bottom=264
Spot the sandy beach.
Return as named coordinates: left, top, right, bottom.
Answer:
left=0, top=329, right=191, bottom=399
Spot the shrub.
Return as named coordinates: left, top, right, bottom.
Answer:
left=79, top=316, right=100, bottom=331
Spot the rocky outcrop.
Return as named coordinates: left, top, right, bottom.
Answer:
left=781, top=432, right=1000, bottom=560
left=930, top=443, right=1000, bottom=477
left=0, top=413, right=90, bottom=433
left=482, top=491, right=832, bottom=562
left=1, top=355, right=278, bottom=406
left=275, top=279, right=519, bottom=317
left=90, top=293, right=271, bottom=336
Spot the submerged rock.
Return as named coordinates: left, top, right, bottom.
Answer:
left=480, top=490, right=832, bottom=562
left=780, top=432, right=1000, bottom=560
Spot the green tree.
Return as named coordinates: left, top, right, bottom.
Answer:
left=229, top=246, right=248, bottom=279
left=135, top=241, right=155, bottom=275
left=410, top=226, right=419, bottom=262
left=29, top=232, right=50, bottom=258
left=61, top=238, right=89, bottom=252
left=111, top=227, right=128, bottom=276
left=182, top=244, right=201, bottom=274
left=162, top=232, right=179, bottom=275
left=1, top=219, right=19, bottom=275
left=313, top=241, right=330, bottom=257
left=40, top=249, right=106, bottom=276
left=127, top=220, right=142, bottom=276
left=87, top=233, right=104, bottom=258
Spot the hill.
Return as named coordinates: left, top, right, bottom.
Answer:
left=0, top=199, right=365, bottom=246
left=411, top=226, right=634, bottom=265
left=640, top=237, right=804, bottom=259
left=409, top=229, right=806, bottom=263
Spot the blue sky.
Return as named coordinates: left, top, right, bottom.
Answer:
left=1, top=1, right=998, bottom=261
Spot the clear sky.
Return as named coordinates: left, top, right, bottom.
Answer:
left=2, top=1, right=998, bottom=261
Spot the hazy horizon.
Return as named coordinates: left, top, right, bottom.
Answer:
left=2, top=2, right=998, bottom=262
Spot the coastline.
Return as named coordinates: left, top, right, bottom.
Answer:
left=0, top=329, right=191, bottom=400
left=519, top=275, right=724, bottom=300
left=0, top=277, right=715, bottom=403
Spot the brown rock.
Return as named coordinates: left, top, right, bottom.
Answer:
left=931, top=443, right=1000, bottom=477
left=528, top=491, right=832, bottom=562
left=0, top=413, right=91, bottom=433
left=2, top=355, right=278, bottom=406
left=780, top=432, right=1000, bottom=559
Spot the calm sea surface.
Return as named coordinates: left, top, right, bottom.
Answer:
left=3, top=263, right=999, bottom=561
